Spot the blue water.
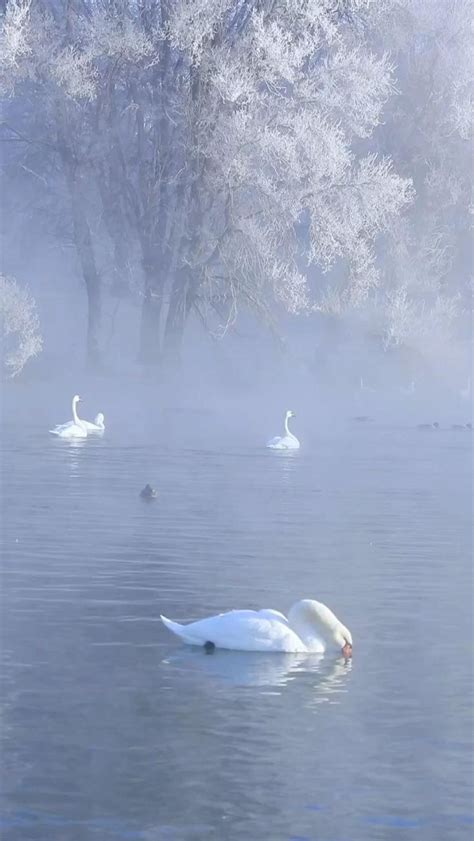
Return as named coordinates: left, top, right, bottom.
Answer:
left=1, top=398, right=472, bottom=840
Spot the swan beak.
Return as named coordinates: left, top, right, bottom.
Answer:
left=342, top=642, right=352, bottom=659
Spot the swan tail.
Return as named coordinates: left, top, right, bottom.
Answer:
left=160, top=615, right=201, bottom=645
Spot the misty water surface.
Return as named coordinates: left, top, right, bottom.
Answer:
left=0, top=386, right=472, bottom=841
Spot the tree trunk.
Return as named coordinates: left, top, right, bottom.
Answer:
left=62, top=157, right=102, bottom=369
left=162, top=268, right=192, bottom=366
left=97, top=173, right=130, bottom=298
left=138, top=248, right=164, bottom=364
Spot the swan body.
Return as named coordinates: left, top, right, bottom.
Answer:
left=50, top=395, right=87, bottom=439
left=161, top=599, right=352, bottom=656
left=267, top=410, right=300, bottom=450
left=82, top=413, right=105, bottom=432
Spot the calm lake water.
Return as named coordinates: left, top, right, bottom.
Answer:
left=1, top=393, right=473, bottom=840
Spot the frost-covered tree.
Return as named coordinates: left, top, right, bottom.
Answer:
left=1, top=0, right=414, bottom=368
left=372, top=0, right=472, bottom=362
left=0, top=274, right=43, bottom=377
left=154, top=0, right=413, bottom=359
left=1, top=0, right=104, bottom=367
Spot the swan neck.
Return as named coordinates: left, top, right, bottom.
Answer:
left=72, top=399, right=81, bottom=426
left=288, top=617, right=323, bottom=652
left=288, top=600, right=349, bottom=653
left=284, top=415, right=292, bottom=437
left=288, top=607, right=324, bottom=652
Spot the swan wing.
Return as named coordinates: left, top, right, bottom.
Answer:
left=266, top=436, right=283, bottom=448
left=161, top=610, right=306, bottom=652
left=50, top=421, right=74, bottom=434
left=257, top=609, right=289, bottom=624
left=267, top=435, right=300, bottom=450
left=282, top=436, right=300, bottom=449
left=50, top=423, right=87, bottom=438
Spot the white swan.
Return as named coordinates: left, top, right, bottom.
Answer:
left=82, top=412, right=105, bottom=432
left=266, top=410, right=300, bottom=449
left=49, top=395, right=87, bottom=439
left=161, top=599, right=352, bottom=656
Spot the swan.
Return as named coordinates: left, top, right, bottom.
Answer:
left=82, top=412, right=105, bottom=432
left=161, top=599, right=352, bottom=656
left=266, top=410, right=300, bottom=449
left=49, top=395, right=87, bottom=439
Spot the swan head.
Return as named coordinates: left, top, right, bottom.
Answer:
left=341, top=641, right=353, bottom=659
left=288, top=599, right=352, bottom=656
left=286, top=410, right=296, bottom=419
left=73, top=395, right=81, bottom=404
left=94, top=412, right=105, bottom=427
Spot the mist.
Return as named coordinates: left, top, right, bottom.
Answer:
left=0, top=2, right=472, bottom=840
left=1, top=0, right=472, bottom=404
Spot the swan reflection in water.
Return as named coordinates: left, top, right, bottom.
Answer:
left=162, top=648, right=352, bottom=702
left=64, top=438, right=87, bottom=478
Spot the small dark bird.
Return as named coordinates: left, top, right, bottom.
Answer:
left=203, top=641, right=215, bottom=654
left=417, top=422, right=439, bottom=429
left=140, top=484, right=158, bottom=500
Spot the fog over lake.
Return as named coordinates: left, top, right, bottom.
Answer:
left=1, top=378, right=472, bottom=840
left=1, top=0, right=472, bottom=838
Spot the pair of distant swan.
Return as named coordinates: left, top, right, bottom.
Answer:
left=50, top=395, right=105, bottom=439
left=161, top=599, right=352, bottom=656
left=266, top=410, right=300, bottom=449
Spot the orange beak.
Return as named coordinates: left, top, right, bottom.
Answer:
left=342, top=642, right=353, bottom=659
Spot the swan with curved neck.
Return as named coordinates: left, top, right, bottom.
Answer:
left=50, top=398, right=105, bottom=437
left=161, top=599, right=352, bottom=656
left=267, top=410, right=300, bottom=449
left=50, top=395, right=87, bottom=439
left=82, top=412, right=105, bottom=432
